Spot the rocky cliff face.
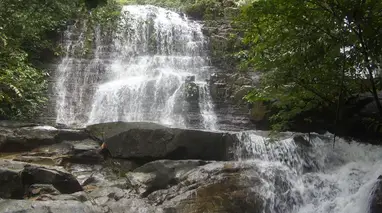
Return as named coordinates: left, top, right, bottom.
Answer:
left=192, top=0, right=260, bottom=130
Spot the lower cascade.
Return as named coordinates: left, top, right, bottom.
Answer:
left=234, top=132, right=382, bottom=213
left=0, top=4, right=381, bottom=213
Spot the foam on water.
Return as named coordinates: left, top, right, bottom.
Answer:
left=235, top=131, right=382, bottom=213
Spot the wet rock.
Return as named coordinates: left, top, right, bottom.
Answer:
left=0, top=168, right=23, bottom=199
left=13, top=155, right=58, bottom=165
left=208, top=72, right=258, bottom=131
left=153, top=162, right=263, bottom=213
left=293, top=134, right=312, bottom=148
left=62, top=149, right=103, bottom=165
left=126, top=160, right=209, bottom=197
left=21, top=165, right=83, bottom=194
left=88, top=186, right=127, bottom=202
left=27, top=184, right=61, bottom=197
left=108, top=197, right=161, bottom=213
left=104, top=158, right=139, bottom=177
left=61, top=139, right=103, bottom=164
left=104, top=122, right=237, bottom=160
left=0, top=120, right=38, bottom=128
left=0, top=200, right=103, bottom=213
left=0, top=126, right=58, bottom=152
left=0, top=125, right=92, bottom=152
left=86, top=121, right=166, bottom=141
left=370, top=176, right=382, bottom=213
left=70, top=139, right=100, bottom=152
left=12, top=138, right=104, bottom=166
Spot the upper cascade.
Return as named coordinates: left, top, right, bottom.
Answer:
left=55, top=5, right=217, bottom=130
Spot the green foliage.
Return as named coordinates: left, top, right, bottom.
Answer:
left=239, top=0, right=382, bottom=131
left=0, top=0, right=121, bottom=120
left=81, top=0, right=121, bottom=57
left=0, top=51, right=47, bottom=118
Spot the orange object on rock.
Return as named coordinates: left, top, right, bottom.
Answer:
left=101, top=142, right=107, bottom=149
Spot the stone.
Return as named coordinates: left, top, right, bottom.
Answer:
left=103, top=122, right=237, bottom=160
left=107, top=197, right=160, bottom=213
left=0, top=125, right=92, bottom=152
left=13, top=155, right=58, bottom=166
left=0, top=168, right=23, bottom=199
left=126, top=160, right=209, bottom=197
left=0, top=120, right=38, bottom=128
left=0, top=200, right=103, bottom=213
left=151, top=161, right=264, bottom=213
left=293, top=134, right=312, bottom=148
left=27, top=184, right=61, bottom=197
left=88, top=186, right=127, bottom=202
left=0, top=126, right=58, bottom=152
left=370, top=176, right=382, bottom=213
left=21, top=165, right=83, bottom=194
left=86, top=121, right=166, bottom=142
left=104, top=158, right=139, bottom=176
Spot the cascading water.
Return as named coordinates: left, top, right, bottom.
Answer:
left=53, top=4, right=381, bottom=213
left=235, top=131, right=382, bottom=213
left=55, top=5, right=218, bottom=129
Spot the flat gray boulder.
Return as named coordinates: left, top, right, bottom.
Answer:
left=97, top=122, right=237, bottom=160
left=0, top=125, right=90, bottom=152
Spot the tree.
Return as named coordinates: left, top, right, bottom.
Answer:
left=0, top=0, right=120, bottom=119
left=239, top=0, right=382, bottom=131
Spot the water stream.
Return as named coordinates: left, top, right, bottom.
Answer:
left=55, top=5, right=217, bottom=129
left=235, top=131, right=382, bottom=213
left=53, top=4, right=381, bottom=213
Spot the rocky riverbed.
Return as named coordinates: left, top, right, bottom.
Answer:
left=0, top=121, right=381, bottom=213
left=0, top=121, right=261, bottom=213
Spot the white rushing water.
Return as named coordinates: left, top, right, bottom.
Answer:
left=235, top=131, right=382, bottom=213
left=54, top=4, right=380, bottom=213
left=55, top=5, right=217, bottom=129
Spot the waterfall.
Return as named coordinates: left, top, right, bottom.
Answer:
left=55, top=5, right=217, bottom=129
left=52, top=4, right=381, bottom=213
left=234, top=131, right=382, bottom=213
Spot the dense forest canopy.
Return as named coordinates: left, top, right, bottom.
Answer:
left=239, top=0, right=382, bottom=132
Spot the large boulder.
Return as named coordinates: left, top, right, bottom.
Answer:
left=0, top=160, right=27, bottom=199
left=126, top=160, right=208, bottom=197
left=101, top=122, right=237, bottom=160
left=0, top=125, right=90, bottom=152
left=21, top=165, right=83, bottom=194
left=86, top=121, right=166, bottom=141
left=0, top=168, right=23, bottom=199
left=370, top=176, right=382, bottom=213
left=0, top=160, right=82, bottom=198
left=126, top=160, right=264, bottom=213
